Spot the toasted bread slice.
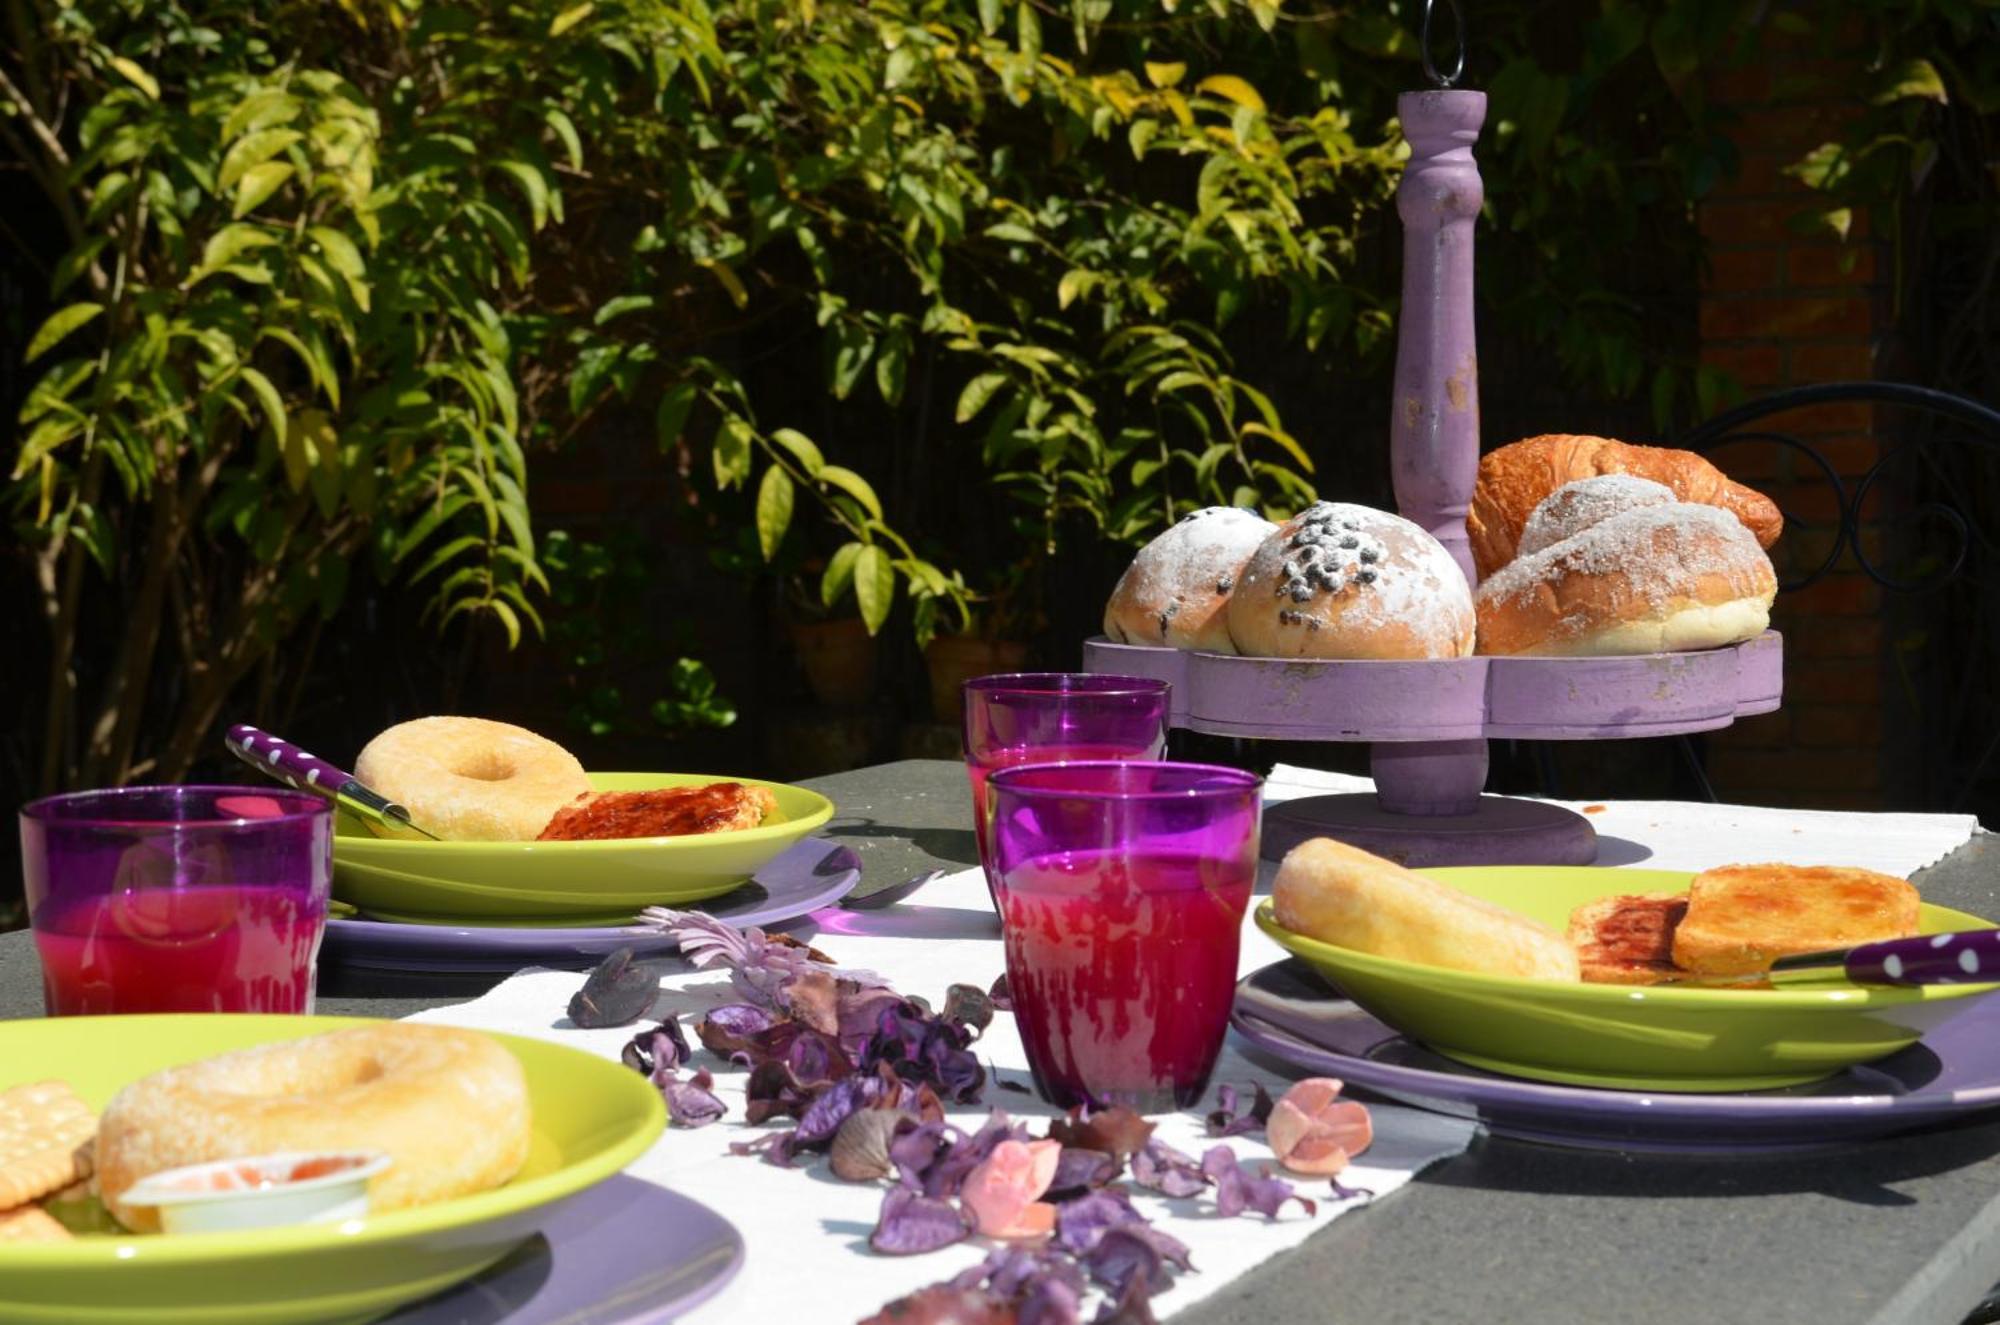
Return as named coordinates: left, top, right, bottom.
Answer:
left=1566, top=891, right=1689, bottom=985
left=1670, top=864, right=1920, bottom=977
left=538, top=782, right=777, bottom=841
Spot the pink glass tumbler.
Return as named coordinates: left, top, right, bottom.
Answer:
left=962, top=673, right=1170, bottom=893
left=986, top=761, right=1263, bottom=1112
left=20, top=786, right=333, bottom=1016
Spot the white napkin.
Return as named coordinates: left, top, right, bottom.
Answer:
left=1262, top=763, right=1982, bottom=877
left=407, top=865, right=1476, bottom=1324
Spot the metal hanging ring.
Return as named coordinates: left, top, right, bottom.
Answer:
left=1421, top=0, right=1466, bottom=89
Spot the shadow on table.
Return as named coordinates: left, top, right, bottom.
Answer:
left=1418, top=1112, right=2000, bottom=1207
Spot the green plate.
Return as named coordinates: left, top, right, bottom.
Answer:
left=333, top=772, right=835, bottom=925
left=0, top=1014, right=663, bottom=1324
left=1256, top=866, right=2000, bottom=1092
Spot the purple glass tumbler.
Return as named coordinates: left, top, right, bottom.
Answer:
left=20, top=786, right=333, bottom=1016
left=985, top=761, right=1262, bottom=1113
left=962, top=673, right=1170, bottom=893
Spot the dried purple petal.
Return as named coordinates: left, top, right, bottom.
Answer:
left=1085, top=1224, right=1192, bottom=1298
left=870, top=1187, right=976, bottom=1255
left=696, top=1004, right=777, bottom=1058
left=919, top=1111, right=1028, bottom=1200
left=1048, top=1107, right=1154, bottom=1164
left=988, top=972, right=1013, bottom=1012
left=1089, top=1261, right=1161, bottom=1325
left=858, top=1283, right=1014, bottom=1325
left=941, top=982, right=995, bottom=1035
left=621, top=1017, right=693, bottom=1083
left=663, top=1068, right=726, bottom=1128
left=1199, top=1145, right=1316, bottom=1220
left=860, top=1005, right=986, bottom=1104
left=782, top=966, right=842, bottom=1035
left=639, top=909, right=887, bottom=1010
left=567, top=947, right=658, bottom=1028
left=1128, top=1140, right=1207, bottom=1199
left=1203, top=1082, right=1274, bottom=1138
left=1329, top=1175, right=1375, bottom=1202
left=728, top=1128, right=802, bottom=1167
left=797, top=1073, right=885, bottom=1146
left=1046, top=1147, right=1119, bottom=1198
left=838, top=987, right=914, bottom=1053
left=1053, top=1188, right=1143, bottom=1255
left=831, top=1107, right=912, bottom=1181
left=1018, top=1271, right=1085, bottom=1325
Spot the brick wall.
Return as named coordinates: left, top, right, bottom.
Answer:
left=1695, top=36, right=1889, bottom=811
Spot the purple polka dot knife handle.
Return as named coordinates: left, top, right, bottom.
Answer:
left=225, top=724, right=438, bottom=840
left=1785, top=929, right=2000, bottom=988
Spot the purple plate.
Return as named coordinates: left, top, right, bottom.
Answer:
left=387, top=1175, right=743, bottom=1324
left=322, top=838, right=861, bottom=974
left=1232, top=959, right=2000, bottom=1154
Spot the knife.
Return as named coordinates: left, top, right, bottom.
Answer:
left=1666, top=929, right=2000, bottom=988
left=225, top=723, right=439, bottom=841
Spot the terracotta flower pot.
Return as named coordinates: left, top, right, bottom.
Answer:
left=924, top=635, right=1029, bottom=724
left=790, top=617, right=878, bottom=709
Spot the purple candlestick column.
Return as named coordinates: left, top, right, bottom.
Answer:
left=1371, top=89, right=1489, bottom=816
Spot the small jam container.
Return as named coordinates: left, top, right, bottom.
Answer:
left=118, top=1151, right=392, bottom=1234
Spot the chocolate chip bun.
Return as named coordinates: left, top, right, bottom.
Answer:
left=1225, top=502, right=1475, bottom=660
left=1103, top=506, right=1277, bottom=652
left=1474, top=480, right=1778, bottom=657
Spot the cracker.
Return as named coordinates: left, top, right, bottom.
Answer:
left=0, top=1203, right=72, bottom=1244
left=0, top=1081, right=97, bottom=1210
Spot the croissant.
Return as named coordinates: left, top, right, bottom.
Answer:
left=1467, top=434, right=1783, bottom=580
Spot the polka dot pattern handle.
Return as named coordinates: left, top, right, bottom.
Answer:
left=226, top=724, right=354, bottom=796
left=1789, top=929, right=2000, bottom=987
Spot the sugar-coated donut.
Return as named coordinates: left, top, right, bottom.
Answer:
left=1225, top=503, right=1475, bottom=660
left=356, top=716, right=589, bottom=841
left=1103, top=507, right=1277, bottom=652
left=1474, top=497, right=1777, bottom=656
left=96, top=1025, right=531, bottom=1232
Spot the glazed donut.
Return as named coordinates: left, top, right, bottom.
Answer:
left=1225, top=502, right=1475, bottom=660
left=355, top=716, right=589, bottom=841
left=1103, top=506, right=1276, bottom=652
left=96, top=1025, right=531, bottom=1232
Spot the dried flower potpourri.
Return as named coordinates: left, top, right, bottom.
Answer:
left=609, top=911, right=1372, bottom=1322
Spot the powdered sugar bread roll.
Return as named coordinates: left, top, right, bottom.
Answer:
left=1514, top=475, right=1675, bottom=560
left=1225, top=503, right=1475, bottom=660
left=1103, top=506, right=1276, bottom=652
left=1474, top=498, right=1777, bottom=656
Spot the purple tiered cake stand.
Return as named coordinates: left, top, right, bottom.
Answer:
left=1082, top=83, right=1782, bottom=868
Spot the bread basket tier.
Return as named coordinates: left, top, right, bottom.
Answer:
left=1080, top=631, right=1781, bottom=743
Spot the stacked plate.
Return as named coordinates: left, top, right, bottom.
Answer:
left=326, top=773, right=854, bottom=975
left=1234, top=866, right=2000, bottom=1154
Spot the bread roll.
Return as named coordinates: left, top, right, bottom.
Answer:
left=1225, top=503, right=1474, bottom=660
left=1468, top=435, right=1782, bottom=580
left=1272, top=837, right=1581, bottom=982
left=1515, top=475, right=1674, bottom=559
left=1473, top=501, right=1777, bottom=656
left=1103, top=506, right=1276, bottom=652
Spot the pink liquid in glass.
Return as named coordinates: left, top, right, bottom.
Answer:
left=969, top=744, right=1140, bottom=861
left=998, top=848, right=1252, bottom=1111
left=34, top=885, right=326, bottom=1016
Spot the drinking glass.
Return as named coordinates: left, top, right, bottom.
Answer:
left=20, top=786, right=333, bottom=1016
left=985, top=761, right=1262, bottom=1112
left=962, top=673, right=1171, bottom=880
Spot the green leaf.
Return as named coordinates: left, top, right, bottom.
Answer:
left=713, top=417, right=754, bottom=488
left=1196, top=75, right=1264, bottom=112
left=232, top=162, right=294, bottom=218
left=219, top=128, right=302, bottom=191
left=755, top=464, right=795, bottom=560
left=817, top=465, right=883, bottom=520
left=770, top=427, right=824, bottom=476
left=544, top=107, right=584, bottom=170
left=830, top=325, right=873, bottom=400
left=595, top=294, right=656, bottom=325
left=222, top=90, right=300, bottom=142
left=821, top=540, right=864, bottom=608
left=494, top=161, right=550, bottom=230
left=978, top=0, right=1004, bottom=34
left=107, top=56, right=159, bottom=100
left=50, top=237, right=109, bottom=297
left=195, top=223, right=279, bottom=277
left=657, top=382, right=698, bottom=449
left=1873, top=58, right=1947, bottom=106
left=1144, top=62, right=1185, bottom=88
left=307, top=225, right=365, bottom=275
left=853, top=544, right=893, bottom=634
left=236, top=365, right=287, bottom=442
left=956, top=372, right=1007, bottom=423
left=875, top=334, right=908, bottom=405
left=549, top=1, right=594, bottom=36
left=26, top=303, right=103, bottom=362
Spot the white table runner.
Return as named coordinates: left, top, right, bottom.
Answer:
left=409, top=770, right=1981, bottom=1322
